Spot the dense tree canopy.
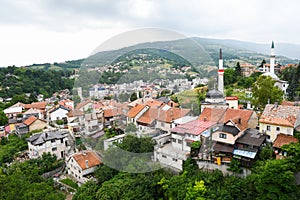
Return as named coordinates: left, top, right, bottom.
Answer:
left=0, top=153, right=65, bottom=200
left=0, top=66, right=73, bottom=98
left=251, top=75, right=283, bottom=112
left=286, top=63, right=300, bottom=100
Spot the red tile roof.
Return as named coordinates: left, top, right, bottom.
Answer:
left=72, top=151, right=102, bottom=170
left=23, top=116, right=38, bottom=126
left=273, top=133, right=298, bottom=148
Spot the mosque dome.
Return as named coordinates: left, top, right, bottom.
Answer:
left=206, top=89, right=224, bottom=99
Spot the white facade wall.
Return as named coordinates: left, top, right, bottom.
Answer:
left=50, top=108, right=69, bottom=121
left=28, top=137, right=68, bottom=159
left=154, top=144, right=187, bottom=171
left=259, top=123, right=293, bottom=142
left=156, top=121, right=172, bottom=133
left=67, top=157, right=98, bottom=184
left=171, top=133, right=184, bottom=150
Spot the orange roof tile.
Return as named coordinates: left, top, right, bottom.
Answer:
left=198, top=108, right=227, bottom=122
left=198, top=108, right=254, bottom=130
left=67, top=109, right=85, bottom=117
left=137, top=107, right=159, bottom=124
left=24, top=102, right=47, bottom=110
left=273, top=133, right=298, bottom=148
left=75, top=100, right=93, bottom=109
left=156, top=107, right=190, bottom=123
left=259, top=104, right=300, bottom=127
left=103, top=108, right=123, bottom=118
left=127, top=104, right=146, bottom=118
left=146, top=100, right=163, bottom=107
left=72, top=151, right=102, bottom=170
left=23, top=116, right=38, bottom=126
left=167, top=100, right=179, bottom=107
left=281, top=100, right=300, bottom=106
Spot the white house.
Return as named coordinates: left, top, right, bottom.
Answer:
left=26, top=130, right=70, bottom=159
left=154, top=119, right=216, bottom=171
left=4, top=102, right=24, bottom=118
left=66, top=151, right=102, bottom=184
left=84, top=113, right=99, bottom=135
left=47, top=105, right=71, bottom=121
left=103, top=134, right=126, bottom=150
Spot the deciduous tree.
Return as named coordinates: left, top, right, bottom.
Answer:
left=251, top=75, right=283, bottom=112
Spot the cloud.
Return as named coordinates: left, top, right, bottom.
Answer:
left=1, top=0, right=300, bottom=66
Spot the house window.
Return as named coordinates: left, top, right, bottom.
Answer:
left=219, top=133, right=227, bottom=139
left=178, top=139, right=182, bottom=144
left=52, top=147, right=57, bottom=151
left=267, top=126, right=271, bottom=131
left=51, top=139, right=56, bottom=143
left=172, top=138, right=176, bottom=143
left=276, top=127, right=280, bottom=131
left=162, top=155, right=167, bottom=158
left=161, top=122, right=164, bottom=127
left=186, top=142, right=191, bottom=147
left=61, top=138, right=64, bottom=143
left=172, top=158, right=178, bottom=162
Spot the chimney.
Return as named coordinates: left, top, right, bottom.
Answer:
left=45, top=132, right=48, bottom=138
left=238, top=118, right=241, bottom=124
left=85, top=160, right=89, bottom=168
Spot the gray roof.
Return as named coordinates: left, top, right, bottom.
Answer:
left=27, top=130, right=68, bottom=145
left=220, top=125, right=240, bottom=136
left=236, top=128, right=266, bottom=147
left=206, top=89, right=223, bottom=98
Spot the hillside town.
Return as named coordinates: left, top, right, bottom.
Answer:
left=1, top=41, right=299, bottom=192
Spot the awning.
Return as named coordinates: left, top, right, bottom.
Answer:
left=233, top=149, right=257, bottom=159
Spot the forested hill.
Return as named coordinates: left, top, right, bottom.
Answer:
left=0, top=66, right=74, bottom=99
left=22, top=37, right=298, bottom=71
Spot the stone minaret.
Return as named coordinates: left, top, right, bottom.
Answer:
left=218, top=48, right=224, bottom=94
left=270, top=41, right=275, bottom=74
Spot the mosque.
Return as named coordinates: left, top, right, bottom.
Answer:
left=201, top=41, right=287, bottom=111
left=261, top=41, right=288, bottom=95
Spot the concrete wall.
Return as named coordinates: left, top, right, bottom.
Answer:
left=29, top=120, right=47, bottom=132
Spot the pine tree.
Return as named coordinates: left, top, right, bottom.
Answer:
left=287, top=63, right=300, bottom=100
left=235, top=62, right=242, bottom=77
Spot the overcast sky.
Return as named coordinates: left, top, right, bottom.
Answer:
left=1, top=0, right=299, bottom=67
